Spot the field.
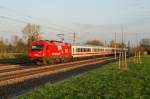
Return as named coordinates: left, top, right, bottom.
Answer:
left=0, top=53, right=28, bottom=64
left=19, top=56, right=150, bottom=99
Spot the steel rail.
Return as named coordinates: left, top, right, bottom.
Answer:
left=0, top=57, right=115, bottom=86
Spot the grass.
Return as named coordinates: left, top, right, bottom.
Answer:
left=19, top=56, right=150, bottom=99
left=0, top=53, right=16, bottom=59
left=0, top=53, right=28, bottom=64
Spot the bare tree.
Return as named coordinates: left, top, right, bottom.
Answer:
left=85, top=40, right=104, bottom=46
left=140, top=38, right=150, bottom=47
left=140, top=38, right=150, bottom=54
left=22, top=23, right=42, bottom=46
left=109, top=40, right=126, bottom=48
left=12, top=35, right=27, bottom=53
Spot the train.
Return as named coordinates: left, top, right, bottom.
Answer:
left=28, top=40, right=124, bottom=65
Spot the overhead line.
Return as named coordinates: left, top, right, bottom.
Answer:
left=0, top=15, right=71, bottom=33
left=0, top=5, right=75, bottom=33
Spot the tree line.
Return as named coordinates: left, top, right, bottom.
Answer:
left=0, top=36, right=27, bottom=53
left=0, top=23, right=42, bottom=53
left=0, top=23, right=149, bottom=54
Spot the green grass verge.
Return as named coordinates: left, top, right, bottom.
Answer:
left=0, top=53, right=28, bottom=63
left=19, top=56, right=150, bottom=99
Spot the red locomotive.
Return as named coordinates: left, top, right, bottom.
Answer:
left=29, top=40, right=72, bottom=65
left=29, top=40, right=122, bottom=65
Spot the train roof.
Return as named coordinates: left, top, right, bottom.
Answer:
left=32, top=40, right=70, bottom=44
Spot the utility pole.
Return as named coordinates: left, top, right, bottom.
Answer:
left=121, top=26, right=124, bottom=48
left=128, top=40, right=131, bottom=58
left=133, top=33, right=142, bottom=64
left=115, top=32, right=117, bottom=59
left=118, top=26, right=128, bottom=70
left=73, top=32, right=76, bottom=45
left=104, top=40, right=107, bottom=47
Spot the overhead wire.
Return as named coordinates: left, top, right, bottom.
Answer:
left=0, top=5, right=75, bottom=33
left=0, top=5, right=93, bottom=43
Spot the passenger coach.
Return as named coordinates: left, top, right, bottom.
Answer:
left=72, top=45, right=115, bottom=58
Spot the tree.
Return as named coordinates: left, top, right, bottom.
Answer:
left=140, top=38, right=150, bottom=47
left=11, top=35, right=27, bottom=53
left=109, top=40, right=126, bottom=48
left=22, top=23, right=42, bottom=46
left=85, top=40, right=104, bottom=46
left=109, top=40, right=115, bottom=47
left=140, top=38, right=150, bottom=54
left=0, top=38, right=5, bottom=53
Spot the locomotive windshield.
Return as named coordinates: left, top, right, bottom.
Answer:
left=31, top=44, right=43, bottom=51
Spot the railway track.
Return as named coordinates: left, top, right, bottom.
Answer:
left=0, top=64, right=31, bottom=74
left=0, top=57, right=115, bottom=86
left=0, top=61, right=28, bottom=66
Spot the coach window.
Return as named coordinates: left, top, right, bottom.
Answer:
left=81, top=48, right=83, bottom=52
left=73, top=48, right=74, bottom=53
left=80, top=48, right=82, bottom=52
left=76, top=48, right=79, bottom=52
left=99, top=49, right=101, bottom=52
left=84, top=48, right=86, bottom=52
left=76, top=48, right=78, bottom=52
left=79, top=48, right=81, bottom=52
left=95, top=49, right=97, bottom=52
left=89, top=48, right=91, bottom=52
left=82, top=48, right=84, bottom=52
left=78, top=48, right=81, bottom=52
left=86, top=48, right=88, bottom=52
left=84, top=48, right=85, bottom=52
left=78, top=48, right=80, bottom=52
left=83, top=48, right=85, bottom=52
left=93, top=49, right=95, bottom=52
left=77, top=48, right=79, bottom=52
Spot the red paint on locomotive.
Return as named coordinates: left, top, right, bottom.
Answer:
left=28, top=40, right=72, bottom=61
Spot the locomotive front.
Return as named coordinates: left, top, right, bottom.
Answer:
left=28, top=41, right=47, bottom=61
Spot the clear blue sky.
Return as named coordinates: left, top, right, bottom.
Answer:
left=0, top=0, right=150, bottom=45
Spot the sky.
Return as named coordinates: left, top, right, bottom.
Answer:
left=0, top=0, right=150, bottom=45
